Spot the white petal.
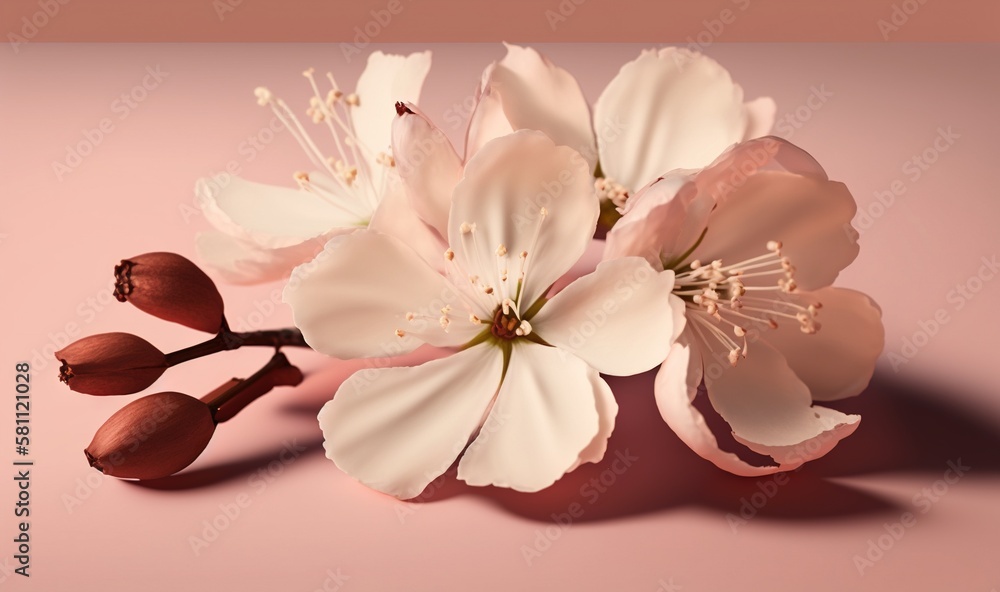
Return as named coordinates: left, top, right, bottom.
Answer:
left=283, top=230, right=478, bottom=359
left=368, top=181, right=448, bottom=274
left=352, top=51, right=432, bottom=173
left=593, top=48, right=752, bottom=192
left=457, top=342, right=601, bottom=492
left=463, top=67, right=514, bottom=161
left=531, top=258, right=682, bottom=376
left=762, top=288, right=884, bottom=401
left=321, top=344, right=503, bottom=499
left=195, top=231, right=330, bottom=285
left=704, top=338, right=860, bottom=452
left=655, top=335, right=781, bottom=476
left=195, top=175, right=364, bottom=248
left=448, top=131, right=598, bottom=309
left=569, top=376, right=618, bottom=471
left=467, top=44, right=596, bottom=170
left=391, top=103, right=463, bottom=236
left=691, top=170, right=859, bottom=291
left=743, top=97, right=776, bottom=140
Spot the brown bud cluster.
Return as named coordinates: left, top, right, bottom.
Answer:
left=115, top=252, right=225, bottom=333
left=56, top=332, right=167, bottom=396
left=85, top=392, right=216, bottom=480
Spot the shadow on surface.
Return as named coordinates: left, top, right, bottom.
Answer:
left=127, top=361, right=1000, bottom=524
left=407, top=370, right=1000, bottom=524
left=125, top=437, right=326, bottom=491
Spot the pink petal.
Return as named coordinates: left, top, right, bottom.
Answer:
left=457, top=342, right=601, bottom=492
left=283, top=230, right=478, bottom=359
left=603, top=172, right=713, bottom=268
left=691, top=169, right=859, bottom=291
left=762, top=287, right=884, bottom=401
left=463, top=67, right=514, bottom=161
left=704, top=337, right=860, bottom=453
left=655, top=336, right=782, bottom=476
left=531, top=258, right=683, bottom=376
left=320, top=344, right=503, bottom=500
left=466, top=44, right=596, bottom=169
left=593, top=48, right=755, bottom=192
left=732, top=406, right=861, bottom=468
left=195, top=230, right=330, bottom=285
left=448, top=131, right=598, bottom=309
left=391, top=103, right=463, bottom=236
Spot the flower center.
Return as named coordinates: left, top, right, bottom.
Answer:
left=394, top=208, right=548, bottom=345
left=670, top=240, right=822, bottom=366
left=595, top=177, right=629, bottom=208
left=491, top=307, right=532, bottom=341
left=253, top=68, right=396, bottom=219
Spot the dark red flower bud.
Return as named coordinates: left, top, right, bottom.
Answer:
left=115, top=252, right=225, bottom=333
left=85, top=392, right=216, bottom=480
left=56, top=332, right=167, bottom=396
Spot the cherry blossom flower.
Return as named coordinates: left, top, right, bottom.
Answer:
left=605, top=136, right=884, bottom=475
left=194, top=51, right=433, bottom=284
left=466, top=44, right=775, bottom=208
left=284, top=131, right=684, bottom=498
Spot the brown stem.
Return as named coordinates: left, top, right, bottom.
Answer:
left=200, top=352, right=304, bottom=423
left=164, top=328, right=310, bottom=367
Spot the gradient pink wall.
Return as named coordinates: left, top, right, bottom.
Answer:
left=1, top=43, right=999, bottom=591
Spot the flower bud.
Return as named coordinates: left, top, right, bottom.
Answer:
left=85, top=392, right=216, bottom=480
left=115, top=252, right=225, bottom=333
left=56, top=332, right=167, bottom=396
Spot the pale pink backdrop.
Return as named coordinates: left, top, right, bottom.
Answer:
left=1, top=43, right=999, bottom=591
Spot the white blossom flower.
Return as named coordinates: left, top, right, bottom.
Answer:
left=194, top=51, right=435, bottom=284
left=605, top=137, right=884, bottom=475
left=465, top=44, right=776, bottom=207
left=284, top=131, right=684, bottom=498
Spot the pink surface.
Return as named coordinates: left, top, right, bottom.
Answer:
left=2, top=0, right=997, bottom=42
left=2, top=43, right=999, bottom=591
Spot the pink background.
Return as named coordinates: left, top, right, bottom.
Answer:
left=1, top=0, right=996, bottom=42
left=2, top=43, right=999, bottom=590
